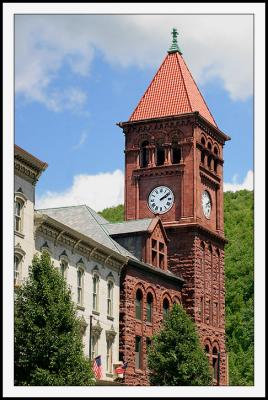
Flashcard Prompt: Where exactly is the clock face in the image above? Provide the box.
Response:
[202,190,212,219]
[148,186,174,214]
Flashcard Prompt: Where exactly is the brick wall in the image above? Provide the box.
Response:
[119,264,182,386]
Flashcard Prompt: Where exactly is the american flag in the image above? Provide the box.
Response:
[93,355,103,380]
[114,361,128,374]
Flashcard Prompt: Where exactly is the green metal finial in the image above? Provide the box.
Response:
[168,28,182,54]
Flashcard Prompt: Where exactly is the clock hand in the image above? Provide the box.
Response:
[160,192,170,201]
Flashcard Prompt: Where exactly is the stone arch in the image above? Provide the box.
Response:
[207,140,212,151]
[172,295,181,305]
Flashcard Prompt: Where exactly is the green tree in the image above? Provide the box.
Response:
[14,252,95,386]
[99,204,124,222]
[224,190,254,385]
[147,304,212,386]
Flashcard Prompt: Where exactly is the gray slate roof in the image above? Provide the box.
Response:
[103,218,153,236]
[37,205,138,259]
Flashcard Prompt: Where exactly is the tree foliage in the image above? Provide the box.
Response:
[147,304,212,386]
[14,252,95,386]
[224,190,254,385]
[99,204,124,223]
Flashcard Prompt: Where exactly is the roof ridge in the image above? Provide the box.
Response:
[104,217,153,226]
[86,205,125,255]
[179,53,217,127]
[174,52,192,114]
[129,54,168,121]
[37,204,87,211]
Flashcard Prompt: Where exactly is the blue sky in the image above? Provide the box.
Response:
[15,14,254,211]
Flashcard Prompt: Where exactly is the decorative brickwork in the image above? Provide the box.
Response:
[119,263,183,386]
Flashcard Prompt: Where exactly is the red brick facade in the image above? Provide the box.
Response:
[119,262,183,386]
[118,44,230,386]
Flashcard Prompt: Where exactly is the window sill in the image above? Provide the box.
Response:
[145,321,153,326]
[135,368,144,374]
[106,372,114,378]
[92,310,100,316]
[107,315,114,321]
[14,230,25,239]
[77,305,85,311]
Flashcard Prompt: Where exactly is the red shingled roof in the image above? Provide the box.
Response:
[129,52,217,127]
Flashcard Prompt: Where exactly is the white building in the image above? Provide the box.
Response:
[14,144,133,383]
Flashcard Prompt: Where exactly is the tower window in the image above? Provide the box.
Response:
[163,298,170,318]
[212,347,220,385]
[156,146,165,166]
[201,137,206,146]
[146,293,153,323]
[135,289,143,320]
[207,155,212,169]
[214,159,218,173]
[172,146,181,164]
[135,336,142,369]
[140,140,149,168]
[207,142,212,151]
[201,150,205,165]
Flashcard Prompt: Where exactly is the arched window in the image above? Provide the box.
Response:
[200,296,204,322]
[207,155,212,169]
[212,347,220,385]
[93,273,100,312]
[146,293,153,323]
[140,141,149,168]
[77,268,84,306]
[14,191,27,234]
[60,259,68,280]
[107,280,114,317]
[207,142,212,151]
[214,159,218,173]
[201,150,206,165]
[172,145,181,164]
[156,145,165,166]
[213,146,218,156]
[135,289,143,320]
[163,298,170,318]
[14,254,21,286]
[201,137,206,146]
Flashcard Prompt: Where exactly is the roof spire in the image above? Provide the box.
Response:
[168,28,182,55]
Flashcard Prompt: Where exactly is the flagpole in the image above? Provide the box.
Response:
[89,314,93,360]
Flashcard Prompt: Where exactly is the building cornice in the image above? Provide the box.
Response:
[117,112,231,144]
[127,257,185,286]
[15,145,48,184]
[34,212,127,272]
[164,222,227,244]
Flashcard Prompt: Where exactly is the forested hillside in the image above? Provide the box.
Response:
[224,190,254,385]
[99,190,254,385]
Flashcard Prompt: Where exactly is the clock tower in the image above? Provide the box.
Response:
[118,29,230,385]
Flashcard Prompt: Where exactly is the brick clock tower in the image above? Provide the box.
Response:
[118,29,231,385]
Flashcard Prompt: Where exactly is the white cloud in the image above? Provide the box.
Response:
[72,131,88,150]
[36,170,124,212]
[15,14,253,111]
[224,170,253,192]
